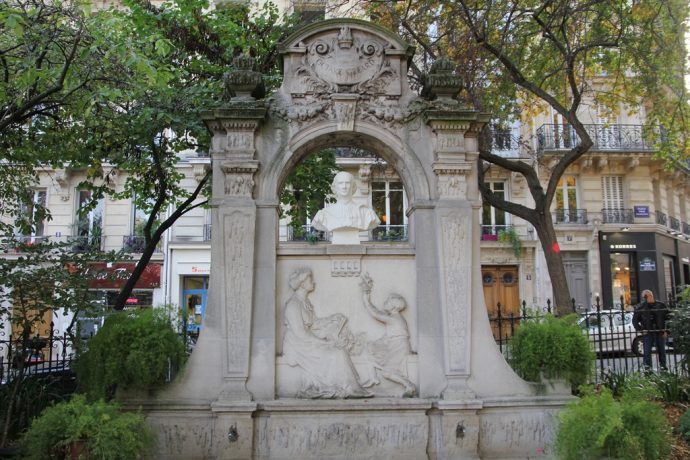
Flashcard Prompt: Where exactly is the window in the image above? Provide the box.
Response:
[372,181,407,240]
[602,176,624,210]
[482,182,507,238]
[555,176,580,223]
[18,189,47,238]
[610,252,638,308]
[75,190,104,251]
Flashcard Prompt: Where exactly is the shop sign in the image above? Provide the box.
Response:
[611,244,636,249]
[639,257,656,272]
[634,206,650,218]
[86,263,161,289]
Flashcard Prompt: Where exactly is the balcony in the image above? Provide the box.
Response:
[656,211,668,226]
[371,225,408,242]
[670,216,681,232]
[122,235,162,253]
[553,209,588,225]
[601,208,634,224]
[536,124,656,154]
[490,125,521,157]
[286,225,328,242]
[68,235,104,253]
[480,224,513,241]
[204,224,212,241]
[684,222,690,236]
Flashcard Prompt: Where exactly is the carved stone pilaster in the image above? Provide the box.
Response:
[438,211,473,399]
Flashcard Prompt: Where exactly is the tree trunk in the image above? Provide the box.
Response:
[533,213,572,316]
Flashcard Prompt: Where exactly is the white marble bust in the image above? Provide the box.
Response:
[312,172,380,244]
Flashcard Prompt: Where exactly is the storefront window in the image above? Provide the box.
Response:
[610,253,638,308]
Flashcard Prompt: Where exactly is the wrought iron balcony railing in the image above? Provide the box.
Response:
[204,224,212,241]
[480,224,514,241]
[122,235,162,253]
[656,211,668,226]
[553,209,588,225]
[683,222,690,236]
[490,125,521,157]
[670,217,681,232]
[371,225,408,242]
[286,225,328,242]
[601,208,634,224]
[536,124,656,153]
[68,235,104,253]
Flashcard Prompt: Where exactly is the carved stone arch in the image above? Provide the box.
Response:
[257,122,432,204]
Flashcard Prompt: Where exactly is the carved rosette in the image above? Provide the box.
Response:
[440,214,470,373]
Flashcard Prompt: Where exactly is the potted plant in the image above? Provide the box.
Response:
[75,308,186,400]
[21,395,154,460]
[507,314,594,391]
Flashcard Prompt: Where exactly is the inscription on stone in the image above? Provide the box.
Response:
[331,258,361,277]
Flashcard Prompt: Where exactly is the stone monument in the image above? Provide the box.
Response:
[146,19,572,459]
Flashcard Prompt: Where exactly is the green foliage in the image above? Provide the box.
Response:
[75,309,185,400]
[280,149,340,232]
[679,408,690,443]
[497,227,521,259]
[507,314,594,388]
[667,300,690,373]
[0,372,75,445]
[645,372,690,403]
[21,395,154,460]
[555,387,671,460]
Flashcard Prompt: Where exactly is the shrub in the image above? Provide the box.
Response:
[75,308,185,400]
[668,292,690,373]
[679,408,690,443]
[555,387,671,460]
[507,314,594,388]
[21,394,154,460]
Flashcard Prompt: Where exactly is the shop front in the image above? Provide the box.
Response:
[599,231,687,308]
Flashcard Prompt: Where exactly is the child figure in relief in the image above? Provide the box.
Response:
[359,273,417,397]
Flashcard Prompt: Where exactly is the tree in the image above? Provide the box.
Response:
[365,0,690,313]
[1,0,295,311]
[280,149,340,238]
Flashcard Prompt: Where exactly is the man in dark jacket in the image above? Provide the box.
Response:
[633,289,669,370]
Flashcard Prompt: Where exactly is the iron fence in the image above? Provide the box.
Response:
[0,322,75,385]
[489,298,685,383]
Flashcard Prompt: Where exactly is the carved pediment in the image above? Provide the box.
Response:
[279,20,413,98]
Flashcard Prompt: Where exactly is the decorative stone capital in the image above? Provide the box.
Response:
[358,164,372,195]
[434,164,472,200]
[221,160,259,198]
[53,168,72,201]
[224,54,265,101]
[201,109,267,158]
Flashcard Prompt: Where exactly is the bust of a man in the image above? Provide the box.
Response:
[312,171,380,244]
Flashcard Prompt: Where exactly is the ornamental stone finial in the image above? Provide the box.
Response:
[422,57,463,102]
[223,54,265,101]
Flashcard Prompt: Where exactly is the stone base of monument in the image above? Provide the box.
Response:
[142,395,568,459]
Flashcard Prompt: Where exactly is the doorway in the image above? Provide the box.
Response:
[482,265,520,341]
[562,252,590,311]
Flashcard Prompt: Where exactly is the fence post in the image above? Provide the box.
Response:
[595,297,605,377]
[496,302,503,352]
